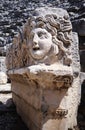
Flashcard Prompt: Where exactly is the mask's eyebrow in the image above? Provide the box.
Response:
[37,32,47,38]
[38,30,47,34]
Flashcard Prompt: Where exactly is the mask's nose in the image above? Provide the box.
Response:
[33,34,38,44]
[33,34,39,50]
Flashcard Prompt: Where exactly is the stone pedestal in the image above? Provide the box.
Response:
[8,63,80,130]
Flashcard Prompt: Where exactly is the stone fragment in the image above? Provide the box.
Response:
[6,7,81,130]
[0,72,7,84]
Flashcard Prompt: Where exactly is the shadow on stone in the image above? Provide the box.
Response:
[0,98,29,130]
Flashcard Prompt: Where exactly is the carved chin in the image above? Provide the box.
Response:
[30,50,47,60]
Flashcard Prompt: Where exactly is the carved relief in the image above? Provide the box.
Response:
[42,106,68,120]
[6,8,73,70]
[6,7,80,130]
[56,107,68,119]
[27,12,72,66]
[53,75,73,89]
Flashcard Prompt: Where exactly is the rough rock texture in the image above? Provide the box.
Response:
[6,7,81,130]
[0,84,11,104]
[0,57,7,84]
[0,57,7,72]
[0,72,7,84]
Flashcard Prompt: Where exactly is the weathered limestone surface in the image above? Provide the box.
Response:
[0,57,7,84]
[6,7,81,130]
[0,71,7,84]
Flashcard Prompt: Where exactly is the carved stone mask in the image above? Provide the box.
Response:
[28,28,59,60]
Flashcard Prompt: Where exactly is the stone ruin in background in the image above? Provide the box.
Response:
[0,57,7,84]
[6,7,81,130]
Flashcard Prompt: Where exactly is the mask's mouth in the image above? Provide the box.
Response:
[33,45,40,51]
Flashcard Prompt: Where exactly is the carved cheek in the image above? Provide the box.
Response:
[39,40,51,51]
[28,41,33,49]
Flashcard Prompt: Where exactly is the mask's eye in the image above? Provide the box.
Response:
[38,32,48,39]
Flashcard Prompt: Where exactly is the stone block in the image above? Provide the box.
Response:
[6,7,81,130]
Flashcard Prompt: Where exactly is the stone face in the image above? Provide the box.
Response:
[6,7,81,130]
[6,7,72,69]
